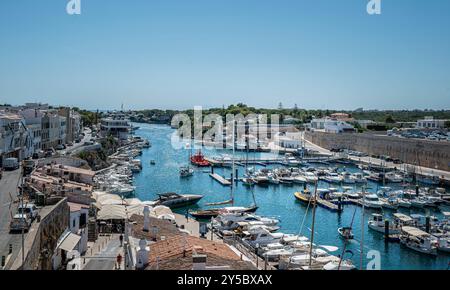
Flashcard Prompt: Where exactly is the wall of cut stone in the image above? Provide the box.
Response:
[304,131,450,172]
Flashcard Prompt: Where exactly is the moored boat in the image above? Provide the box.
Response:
[338,227,354,240]
[153,192,203,208]
[190,150,210,167]
[399,226,438,256]
[368,213,400,235]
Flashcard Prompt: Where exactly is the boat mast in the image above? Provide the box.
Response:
[231,119,235,205]
[360,185,366,270]
[308,180,319,268]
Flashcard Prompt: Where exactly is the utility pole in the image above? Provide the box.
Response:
[20,167,25,268]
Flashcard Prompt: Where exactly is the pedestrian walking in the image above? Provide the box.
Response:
[116,253,122,270]
[119,234,123,247]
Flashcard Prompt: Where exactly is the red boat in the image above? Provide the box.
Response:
[190,150,210,167]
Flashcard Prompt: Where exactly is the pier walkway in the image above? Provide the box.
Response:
[316,198,342,212]
[209,173,232,186]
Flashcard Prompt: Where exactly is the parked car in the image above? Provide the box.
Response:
[55,144,66,150]
[17,203,38,221]
[23,159,36,175]
[9,214,32,233]
[84,141,94,146]
[3,157,19,171]
[45,148,55,157]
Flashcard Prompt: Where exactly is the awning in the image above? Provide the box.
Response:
[59,233,81,252]
[401,226,430,237]
[97,204,127,220]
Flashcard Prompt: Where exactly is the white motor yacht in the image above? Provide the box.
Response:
[362,194,383,209]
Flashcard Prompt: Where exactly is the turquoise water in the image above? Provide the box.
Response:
[133,123,450,270]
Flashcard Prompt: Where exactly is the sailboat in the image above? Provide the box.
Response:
[180,143,194,177]
[190,121,258,219]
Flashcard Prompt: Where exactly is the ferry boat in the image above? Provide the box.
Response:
[190,150,210,167]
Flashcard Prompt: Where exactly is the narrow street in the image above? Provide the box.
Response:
[0,168,23,268]
[82,235,124,270]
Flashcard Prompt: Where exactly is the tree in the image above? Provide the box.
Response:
[385,115,396,123]
[445,120,450,128]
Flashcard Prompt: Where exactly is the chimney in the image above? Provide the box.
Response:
[136,239,149,270]
[192,246,207,270]
[143,206,150,232]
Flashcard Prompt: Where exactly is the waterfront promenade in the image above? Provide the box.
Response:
[300,132,450,182]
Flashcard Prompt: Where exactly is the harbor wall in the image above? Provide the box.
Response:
[304,131,450,172]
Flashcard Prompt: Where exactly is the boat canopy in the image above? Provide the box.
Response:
[401,226,430,237]
[393,213,413,223]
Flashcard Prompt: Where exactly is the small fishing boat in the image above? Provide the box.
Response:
[189,209,222,219]
[179,166,194,177]
[368,213,400,234]
[338,227,354,240]
[400,226,438,256]
[294,190,315,204]
[150,160,156,165]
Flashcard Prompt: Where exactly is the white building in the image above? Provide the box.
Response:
[100,118,130,140]
[20,109,43,153]
[416,116,448,129]
[0,111,33,166]
[324,120,355,133]
[309,117,355,133]
[41,111,67,150]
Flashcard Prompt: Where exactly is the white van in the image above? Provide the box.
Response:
[3,157,19,170]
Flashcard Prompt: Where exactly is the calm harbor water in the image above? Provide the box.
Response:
[133,123,449,270]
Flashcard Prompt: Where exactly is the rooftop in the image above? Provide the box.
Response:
[146,235,255,270]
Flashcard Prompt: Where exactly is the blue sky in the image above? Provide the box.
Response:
[0,0,449,110]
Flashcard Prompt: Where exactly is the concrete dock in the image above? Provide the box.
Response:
[316,198,342,212]
[209,173,232,186]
